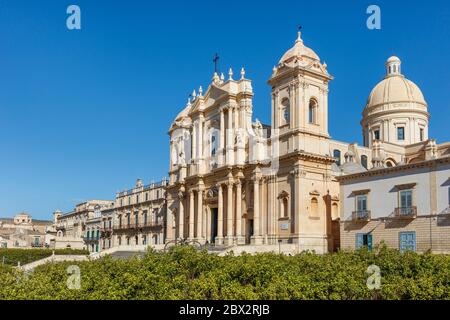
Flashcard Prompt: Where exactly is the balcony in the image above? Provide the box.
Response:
[83,236,100,241]
[352,210,371,222]
[113,221,163,231]
[395,206,417,219]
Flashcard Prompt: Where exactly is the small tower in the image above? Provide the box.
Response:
[53,210,62,224]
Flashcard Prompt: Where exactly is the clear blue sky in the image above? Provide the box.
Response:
[0,0,449,220]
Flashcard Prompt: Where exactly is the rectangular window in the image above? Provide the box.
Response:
[355,233,373,251]
[374,130,380,140]
[420,128,424,142]
[135,212,139,226]
[397,127,405,141]
[399,232,416,253]
[400,190,413,208]
[356,195,367,211]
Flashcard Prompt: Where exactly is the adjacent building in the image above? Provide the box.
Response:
[0,213,53,248]
[337,56,450,253]
[54,200,113,249]
[113,179,167,247]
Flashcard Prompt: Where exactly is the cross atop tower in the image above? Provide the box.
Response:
[297,25,303,42]
[213,53,220,73]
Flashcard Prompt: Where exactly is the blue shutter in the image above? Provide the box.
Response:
[356,234,364,249]
[367,234,373,251]
[400,232,416,253]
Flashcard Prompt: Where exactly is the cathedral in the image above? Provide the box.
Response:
[165,32,450,254]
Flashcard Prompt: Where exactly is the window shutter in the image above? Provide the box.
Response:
[367,234,373,251]
[356,234,364,249]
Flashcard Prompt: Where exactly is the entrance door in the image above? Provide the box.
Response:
[246,219,254,244]
[210,208,218,243]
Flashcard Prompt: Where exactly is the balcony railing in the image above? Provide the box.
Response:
[395,206,417,219]
[83,235,100,241]
[113,221,163,231]
[352,210,371,222]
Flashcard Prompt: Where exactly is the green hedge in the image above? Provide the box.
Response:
[1,245,450,300]
[0,248,89,266]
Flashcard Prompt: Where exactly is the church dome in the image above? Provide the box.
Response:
[361,56,430,147]
[365,57,427,109]
[278,31,320,64]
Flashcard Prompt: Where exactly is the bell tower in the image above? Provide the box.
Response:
[268,31,333,157]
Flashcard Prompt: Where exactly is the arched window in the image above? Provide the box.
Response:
[333,149,342,166]
[332,203,339,220]
[361,155,368,169]
[281,98,290,126]
[142,235,147,245]
[309,99,318,124]
[311,198,319,216]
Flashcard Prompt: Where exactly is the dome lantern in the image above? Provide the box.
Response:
[386,56,401,77]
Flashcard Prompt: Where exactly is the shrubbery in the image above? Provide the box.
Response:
[0,245,449,300]
[0,248,89,266]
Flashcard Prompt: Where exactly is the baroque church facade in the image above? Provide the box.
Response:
[166,32,344,253]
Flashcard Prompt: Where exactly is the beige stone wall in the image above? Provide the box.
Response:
[340,215,450,253]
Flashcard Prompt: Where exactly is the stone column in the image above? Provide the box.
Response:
[178,192,184,239]
[226,107,234,165]
[251,176,263,244]
[216,184,224,244]
[198,116,204,161]
[192,124,197,161]
[225,181,234,245]
[196,190,203,241]
[189,190,195,240]
[166,206,175,241]
[234,106,239,130]
[235,180,244,244]
[219,108,225,165]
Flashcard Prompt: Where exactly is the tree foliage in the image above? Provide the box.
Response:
[1,245,449,300]
[0,248,89,266]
